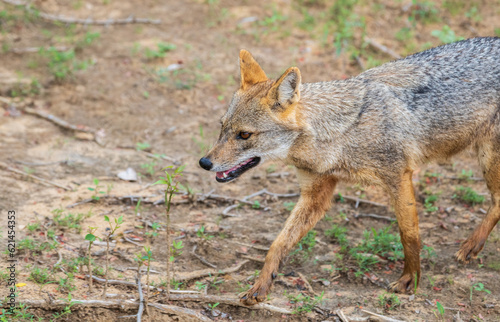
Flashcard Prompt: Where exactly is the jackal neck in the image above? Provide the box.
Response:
[298,80,363,141]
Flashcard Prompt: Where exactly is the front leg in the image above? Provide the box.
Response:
[240,172,337,305]
[388,169,422,293]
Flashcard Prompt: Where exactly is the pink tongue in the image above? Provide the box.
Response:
[216,159,252,179]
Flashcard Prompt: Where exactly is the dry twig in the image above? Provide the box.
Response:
[192,245,217,268]
[176,260,249,282]
[2,0,161,25]
[354,213,395,222]
[336,309,350,322]
[365,38,402,60]
[88,275,200,293]
[14,299,210,321]
[229,240,270,251]
[361,309,404,322]
[0,161,71,190]
[167,293,292,314]
[136,275,144,322]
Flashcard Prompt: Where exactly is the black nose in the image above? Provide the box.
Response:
[199,157,213,170]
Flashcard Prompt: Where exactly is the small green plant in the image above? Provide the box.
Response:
[424,194,439,213]
[422,245,437,261]
[470,282,491,303]
[145,222,161,238]
[252,200,261,209]
[26,222,40,232]
[153,164,185,297]
[196,225,214,240]
[290,230,317,260]
[144,42,176,59]
[453,186,485,205]
[378,292,401,310]
[29,266,52,284]
[283,201,296,211]
[195,281,208,292]
[208,273,225,292]
[431,25,464,44]
[85,227,99,292]
[207,302,220,311]
[458,169,474,181]
[286,291,324,314]
[325,224,349,250]
[170,240,184,263]
[435,300,445,320]
[141,158,159,176]
[349,225,403,275]
[170,278,183,290]
[465,6,481,22]
[57,272,76,293]
[88,178,105,201]
[103,215,123,296]
[136,142,151,151]
[52,208,91,233]
[38,34,98,81]
[408,0,439,25]
[51,294,78,320]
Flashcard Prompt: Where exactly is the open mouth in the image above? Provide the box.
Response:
[216,157,261,183]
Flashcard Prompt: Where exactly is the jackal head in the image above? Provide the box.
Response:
[199,50,302,183]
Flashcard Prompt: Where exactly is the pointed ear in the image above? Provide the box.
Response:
[239,49,267,89]
[268,67,301,108]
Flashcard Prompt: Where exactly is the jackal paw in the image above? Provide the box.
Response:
[388,273,418,294]
[455,237,486,264]
[239,273,275,306]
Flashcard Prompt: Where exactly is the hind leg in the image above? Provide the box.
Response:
[456,140,500,263]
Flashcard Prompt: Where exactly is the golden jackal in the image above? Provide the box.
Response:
[199,37,500,305]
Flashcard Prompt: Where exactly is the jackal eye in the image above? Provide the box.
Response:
[238,132,252,140]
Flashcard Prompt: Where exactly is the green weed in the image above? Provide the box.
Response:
[431,25,464,44]
[144,42,176,59]
[286,291,325,314]
[290,230,317,260]
[325,224,348,250]
[88,178,106,201]
[453,186,485,206]
[378,291,401,310]
[196,225,214,240]
[424,194,439,213]
[52,208,91,232]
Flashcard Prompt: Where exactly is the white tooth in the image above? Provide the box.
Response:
[223,172,227,178]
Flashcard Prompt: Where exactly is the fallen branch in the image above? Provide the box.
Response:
[444,176,484,181]
[336,309,349,322]
[8,299,210,321]
[166,293,292,314]
[337,194,388,208]
[10,46,70,54]
[176,260,249,282]
[221,189,296,216]
[0,161,71,190]
[88,275,200,294]
[192,245,217,269]
[240,254,265,263]
[136,276,144,322]
[361,309,404,322]
[124,236,143,247]
[23,106,97,134]
[230,240,270,251]
[2,0,161,25]
[365,38,402,60]
[354,213,395,222]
